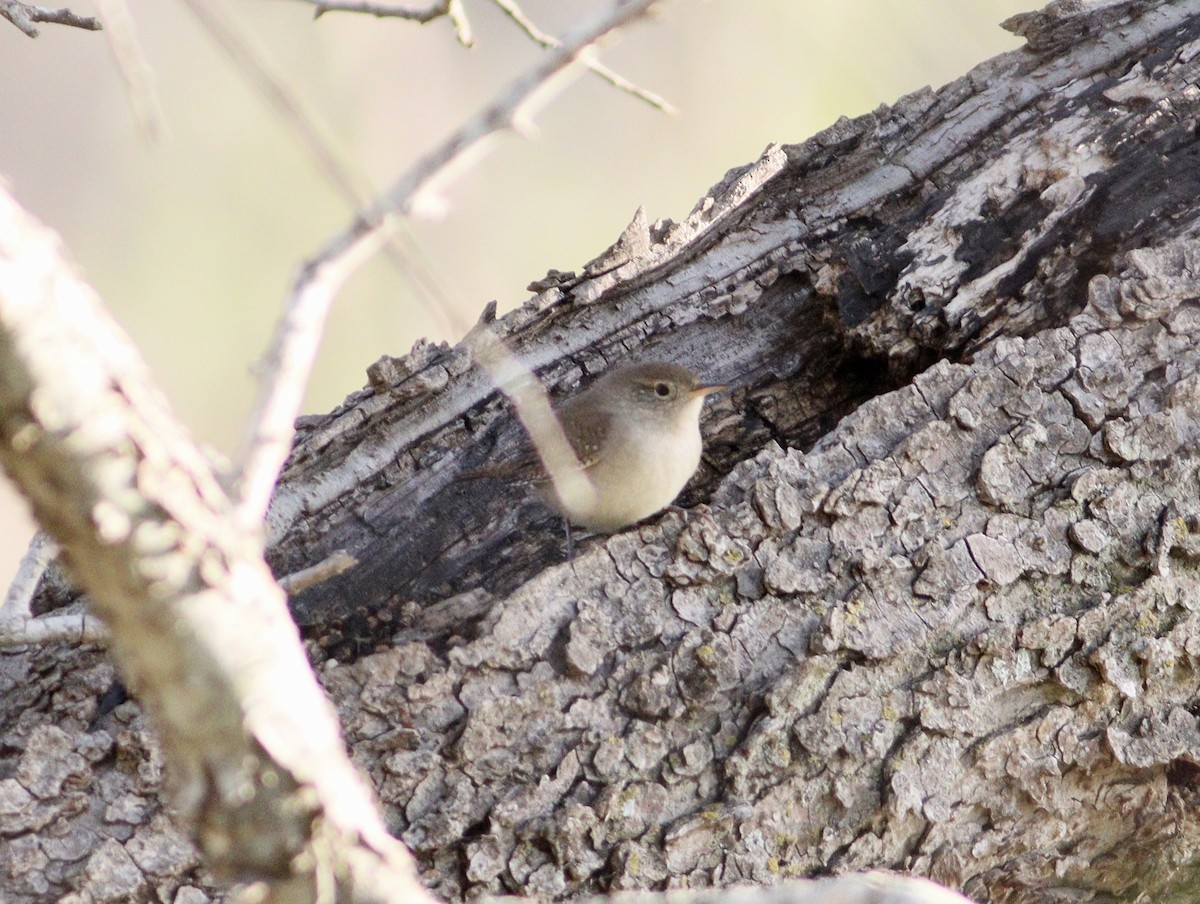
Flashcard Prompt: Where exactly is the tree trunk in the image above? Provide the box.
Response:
[7,1,1200,902]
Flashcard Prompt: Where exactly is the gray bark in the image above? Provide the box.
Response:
[7,0,1200,902]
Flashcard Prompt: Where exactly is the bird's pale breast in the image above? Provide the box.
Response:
[550,395,704,532]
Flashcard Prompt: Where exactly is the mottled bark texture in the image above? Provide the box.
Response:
[8,0,1200,902]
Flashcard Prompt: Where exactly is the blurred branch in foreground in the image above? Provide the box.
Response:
[0,183,436,902]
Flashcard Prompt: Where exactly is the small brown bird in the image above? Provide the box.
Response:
[471,361,726,542]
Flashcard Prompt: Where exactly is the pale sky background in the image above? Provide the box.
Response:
[0,0,1032,586]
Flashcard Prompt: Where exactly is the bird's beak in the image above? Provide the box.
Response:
[690,383,729,399]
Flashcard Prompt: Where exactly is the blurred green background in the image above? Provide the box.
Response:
[0,0,1030,586]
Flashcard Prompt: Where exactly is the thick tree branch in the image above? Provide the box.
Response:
[0,188,434,903]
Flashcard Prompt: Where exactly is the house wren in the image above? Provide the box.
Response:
[513,361,727,533]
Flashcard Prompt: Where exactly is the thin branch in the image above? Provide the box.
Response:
[277,549,358,595]
[0,536,105,649]
[231,0,666,527]
[296,0,474,45]
[234,229,388,530]
[299,0,444,19]
[0,0,100,36]
[0,611,107,649]
[1,531,55,619]
[94,0,165,141]
[491,0,677,115]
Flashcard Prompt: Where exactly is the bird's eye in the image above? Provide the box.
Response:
[654,382,672,397]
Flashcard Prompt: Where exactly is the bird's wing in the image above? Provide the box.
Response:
[563,406,611,471]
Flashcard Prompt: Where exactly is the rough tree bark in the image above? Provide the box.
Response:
[7,0,1200,902]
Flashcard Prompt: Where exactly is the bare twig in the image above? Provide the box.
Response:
[0,473,366,636]
[491,0,676,115]
[234,229,388,530]
[1,531,56,619]
[94,0,165,141]
[277,549,358,595]
[231,0,665,527]
[0,0,100,36]
[298,0,444,19]
[296,0,474,45]
[0,532,106,650]
[0,611,107,649]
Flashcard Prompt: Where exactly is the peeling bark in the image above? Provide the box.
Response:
[8,1,1200,902]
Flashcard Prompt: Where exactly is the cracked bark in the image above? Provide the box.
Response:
[8,0,1200,902]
